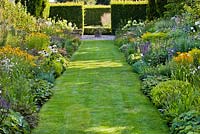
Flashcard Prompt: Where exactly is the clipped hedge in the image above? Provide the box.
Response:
[49,3,84,29]
[84,5,111,26]
[111,3,147,33]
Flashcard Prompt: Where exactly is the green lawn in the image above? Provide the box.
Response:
[32,40,169,134]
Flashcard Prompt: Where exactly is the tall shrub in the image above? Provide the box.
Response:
[15,0,49,18]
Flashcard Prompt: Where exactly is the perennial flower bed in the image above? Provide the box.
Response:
[0,0,81,133]
[114,1,200,133]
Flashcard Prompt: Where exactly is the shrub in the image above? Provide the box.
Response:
[15,0,49,18]
[171,110,200,134]
[25,32,50,51]
[151,80,198,121]
[0,0,37,32]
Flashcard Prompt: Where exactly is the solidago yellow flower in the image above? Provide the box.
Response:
[0,45,36,66]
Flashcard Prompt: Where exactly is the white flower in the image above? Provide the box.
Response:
[53,45,57,48]
[195,21,200,26]
[191,27,194,30]
[45,21,52,27]
[198,66,200,70]
[68,22,72,27]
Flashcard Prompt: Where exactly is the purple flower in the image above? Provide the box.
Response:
[0,97,10,110]
[139,41,151,55]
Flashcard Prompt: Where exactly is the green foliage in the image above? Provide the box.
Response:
[141,75,170,97]
[15,0,49,18]
[132,60,147,73]
[49,3,83,29]
[0,110,30,134]
[52,60,63,78]
[164,0,186,17]
[127,53,141,65]
[84,6,110,26]
[111,4,147,33]
[143,49,168,66]
[151,80,198,120]
[0,0,37,32]
[31,79,54,106]
[25,32,50,51]
[171,110,200,134]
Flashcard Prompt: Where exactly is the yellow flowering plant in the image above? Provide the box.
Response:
[25,32,50,51]
[0,45,36,66]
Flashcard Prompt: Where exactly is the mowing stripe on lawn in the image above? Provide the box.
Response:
[33,40,169,134]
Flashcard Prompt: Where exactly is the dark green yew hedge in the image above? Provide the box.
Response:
[49,3,84,29]
[111,4,147,34]
[84,5,111,26]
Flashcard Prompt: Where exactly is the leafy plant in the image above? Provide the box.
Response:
[31,79,54,107]
[0,110,30,134]
[132,60,148,73]
[171,110,200,134]
[141,75,170,97]
[151,80,199,121]
[25,32,50,51]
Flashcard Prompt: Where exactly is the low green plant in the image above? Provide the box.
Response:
[151,80,198,121]
[127,53,141,65]
[31,79,54,107]
[114,37,128,48]
[171,110,200,134]
[0,110,30,134]
[141,75,170,98]
[143,49,168,66]
[132,60,148,73]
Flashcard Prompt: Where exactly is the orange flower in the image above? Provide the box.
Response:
[173,52,193,64]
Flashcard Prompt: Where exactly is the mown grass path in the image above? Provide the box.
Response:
[33,40,169,134]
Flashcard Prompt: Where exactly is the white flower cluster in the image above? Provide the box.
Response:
[190,66,200,75]
[38,45,58,57]
[38,50,49,57]
[48,45,58,53]
[195,21,200,28]
[190,26,196,33]
[0,58,14,72]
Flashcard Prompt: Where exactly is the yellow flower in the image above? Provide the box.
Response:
[0,45,36,66]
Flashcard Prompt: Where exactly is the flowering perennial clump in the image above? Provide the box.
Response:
[173,52,193,64]
[0,45,35,64]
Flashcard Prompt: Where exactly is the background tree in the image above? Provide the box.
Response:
[15,0,49,18]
